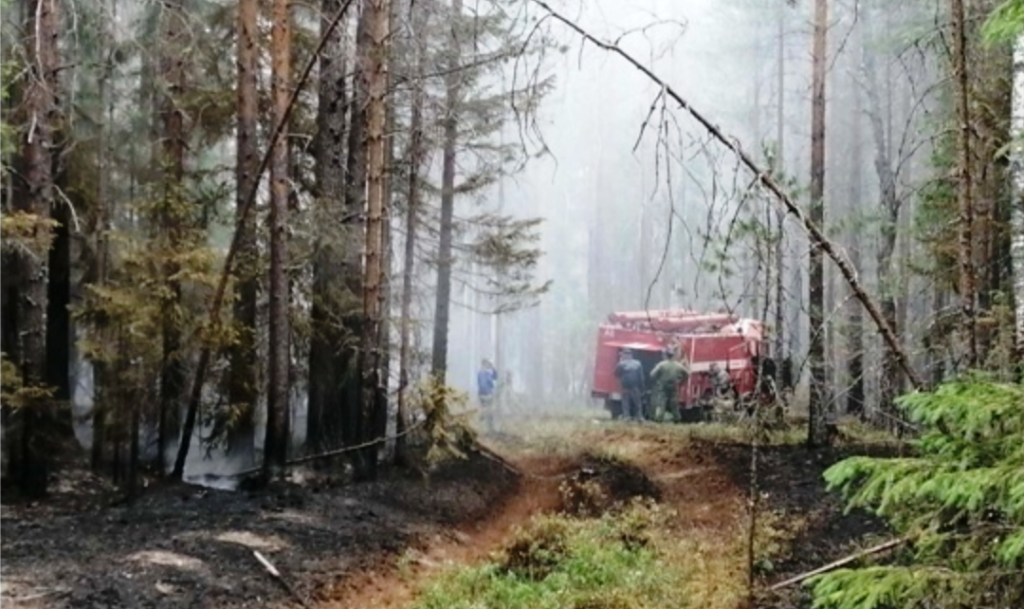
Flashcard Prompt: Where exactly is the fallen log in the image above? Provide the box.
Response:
[253,550,312,609]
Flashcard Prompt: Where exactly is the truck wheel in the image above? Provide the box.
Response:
[605,398,623,420]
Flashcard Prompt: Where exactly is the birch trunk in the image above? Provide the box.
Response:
[1011,33,1024,373]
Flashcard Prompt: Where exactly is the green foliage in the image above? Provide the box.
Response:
[0,352,55,411]
[74,191,226,439]
[413,500,685,609]
[912,116,957,289]
[407,376,479,466]
[809,379,1024,609]
[982,0,1024,45]
[0,211,60,256]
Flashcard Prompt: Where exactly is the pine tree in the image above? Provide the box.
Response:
[307,0,349,456]
[359,0,391,479]
[430,0,463,384]
[157,0,188,475]
[227,0,260,461]
[952,0,979,368]
[807,0,829,447]
[264,0,293,479]
[9,0,63,496]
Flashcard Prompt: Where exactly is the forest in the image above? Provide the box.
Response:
[1,0,1023,608]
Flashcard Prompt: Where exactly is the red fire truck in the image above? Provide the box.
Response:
[590,309,772,421]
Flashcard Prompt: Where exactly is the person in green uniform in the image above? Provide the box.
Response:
[650,348,689,422]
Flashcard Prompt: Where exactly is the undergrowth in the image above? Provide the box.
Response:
[411,499,687,609]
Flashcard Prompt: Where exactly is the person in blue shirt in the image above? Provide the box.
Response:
[477,359,499,432]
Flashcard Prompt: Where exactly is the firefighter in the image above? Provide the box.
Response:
[477,358,499,432]
[613,348,645,421]
[650,348,689,422]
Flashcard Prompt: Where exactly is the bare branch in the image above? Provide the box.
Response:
[529,0,925,390]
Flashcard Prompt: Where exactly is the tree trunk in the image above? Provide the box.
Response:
[846,51,865,416]
[359,0,390,479]
[928,286,948,385]
[430,0,464,383]
[227,0,260,461]
[14,0,61,497]
[396,2,428,465]
[46,184,71,432]
[807,0,828,447]
[773,1,786,362]
[951,0,977,368]
[342,0,370,475]
[90,26,114,472]
[158,0,187,474]
[861,19,900,427]
[1011,32,1024,376]
[264,0,292,479]
[307,0,348,455]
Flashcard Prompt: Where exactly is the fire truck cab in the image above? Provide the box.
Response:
[590,309,771,421]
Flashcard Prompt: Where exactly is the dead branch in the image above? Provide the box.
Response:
[529,0,925,391]
[768,537,907,591]
[253,551,312,609]
[170,0,358,480]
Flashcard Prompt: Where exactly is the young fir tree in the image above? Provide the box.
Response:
[810,379,1024,609]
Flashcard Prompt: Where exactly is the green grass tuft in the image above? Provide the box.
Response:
[411,501,687,609]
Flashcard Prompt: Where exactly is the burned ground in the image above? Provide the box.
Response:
[2,423,898,609]
[705,440,897,609]
[1,454,516,609]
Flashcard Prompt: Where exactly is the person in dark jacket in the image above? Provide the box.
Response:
[613,349,645,421]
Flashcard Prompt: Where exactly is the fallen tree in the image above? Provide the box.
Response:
[528,0,925,391]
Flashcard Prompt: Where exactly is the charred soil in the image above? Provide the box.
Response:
[705,440,897,608]
[0,453,516,609]
[2,422,897,609]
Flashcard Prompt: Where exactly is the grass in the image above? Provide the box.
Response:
[439,410,881,609]
[407,498,781,609]
[411,501,690,609]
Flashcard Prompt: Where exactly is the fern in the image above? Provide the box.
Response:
[810,379,1024,609]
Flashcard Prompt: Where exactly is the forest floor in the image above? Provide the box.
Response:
[1,414,899,609]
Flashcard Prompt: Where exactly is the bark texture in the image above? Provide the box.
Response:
[807,0,829,447]
[359,0,391,478]
[952,0,978,368]
[265,0,292,477]
[307,0,348,455]
[1011,34,1024,373]
[227,0,260,460]
[14,0,62,496]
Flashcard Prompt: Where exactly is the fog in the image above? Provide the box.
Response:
[65,0,944,477]
[441,0,819,406]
